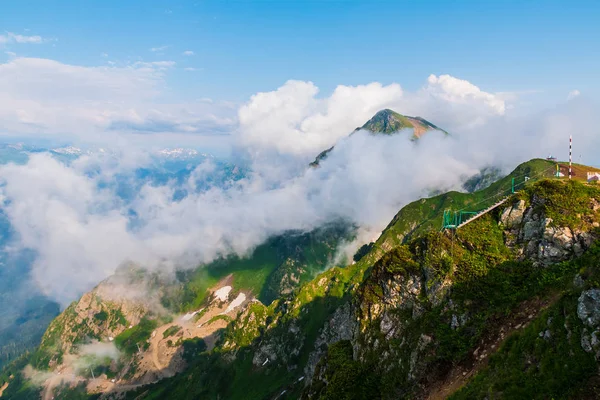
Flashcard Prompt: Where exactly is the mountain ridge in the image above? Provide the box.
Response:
[4,159,600,399]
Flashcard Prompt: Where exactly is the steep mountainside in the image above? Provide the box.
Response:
[130,170,600,400]
[0,223,354,399]
[97,164,598,400]
[4,159,600,400]
[310,109,447,167]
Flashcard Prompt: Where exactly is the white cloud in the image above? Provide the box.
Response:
[0,72,598,307]
[150,45,169,52]
[0,57,234,141]
[0,154,146,302]
[237,80,403,158]
[0,32,47,45]
[182,50,194,56]
[0,55,513,150]
[134,60,176,69]
[101,52,108,58]
[237,75,510,159]
[425,74,505,114]
[0,134,474,304]
[567,89,581,100]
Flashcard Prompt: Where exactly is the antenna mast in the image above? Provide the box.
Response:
[569,135,572,180]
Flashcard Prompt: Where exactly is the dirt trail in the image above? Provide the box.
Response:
[151,333,164,372]
[0,382,8,397]
[426,292,561,400]
[146,295,236,374]
[142,275,245,378]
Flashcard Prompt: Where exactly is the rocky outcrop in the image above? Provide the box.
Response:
[361,273,423,322]
[578,289,600,359]
[499,199,527,229]
[578,289,600,327]
[500,199,597,266]
[304,302,357,384]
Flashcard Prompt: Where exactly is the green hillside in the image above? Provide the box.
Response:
[109,169,600,400]
[168,222,354,311]
[5,158,600,400]
[374,158,557,252]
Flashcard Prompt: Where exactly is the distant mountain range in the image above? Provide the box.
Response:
[50,146,211,160]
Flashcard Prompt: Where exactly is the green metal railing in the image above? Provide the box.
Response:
[441,164,557,231]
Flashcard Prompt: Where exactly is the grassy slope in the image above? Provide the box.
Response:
[557,161,600,181]
[167,222,354,312]
[374,158,557,252]
[312,179,600,399]
[118,169,599,399]
[451,247,600,399]
[0,225,353,398]
[360,109,449,137]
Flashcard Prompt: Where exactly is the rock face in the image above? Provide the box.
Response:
[361,273,423,321]
[578,289,600,328]
[499,199,527,229]
[500,199,597,266]
[304,302,357,384]
[578,289,600,359]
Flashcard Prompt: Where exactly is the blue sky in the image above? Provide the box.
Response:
[3,0,599,103]
[0,0,599,154]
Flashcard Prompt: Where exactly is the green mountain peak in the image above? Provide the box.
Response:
[310,109,447,167]
[358,108,448,138]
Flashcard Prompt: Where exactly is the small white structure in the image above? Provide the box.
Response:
[588,172,600,182]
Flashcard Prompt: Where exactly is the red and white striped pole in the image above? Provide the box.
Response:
[569,135,572,180]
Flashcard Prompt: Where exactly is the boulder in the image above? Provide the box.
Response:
[578,289,600,328]
[500,200,527,229]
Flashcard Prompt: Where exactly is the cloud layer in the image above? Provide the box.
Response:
[0,54,508,150]
[236,74,508,160]
[0,69,598,307]
[0,57,236,143]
